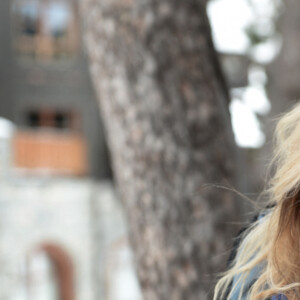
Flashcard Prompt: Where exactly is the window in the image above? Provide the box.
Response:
[26,109,77,131]
[13,0,79,60]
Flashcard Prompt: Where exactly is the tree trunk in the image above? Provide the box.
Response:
[80,1,243,299]
[256,0,300,186]
[266,0,300,112]
[266,0,299,115]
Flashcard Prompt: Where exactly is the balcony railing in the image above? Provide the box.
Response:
[13,130,88,176]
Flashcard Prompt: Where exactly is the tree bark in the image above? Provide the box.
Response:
[256,0,300,186]
[80,1,243,299]
[266,0,300,113]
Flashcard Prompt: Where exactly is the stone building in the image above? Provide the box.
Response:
[0,0,110,179]
[0,1,142,299]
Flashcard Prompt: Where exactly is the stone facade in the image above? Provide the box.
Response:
[0,178,95,300]
[0,176,142,300]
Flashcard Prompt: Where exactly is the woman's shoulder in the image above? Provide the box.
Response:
[227,207,272,268]
[224,207,274,300]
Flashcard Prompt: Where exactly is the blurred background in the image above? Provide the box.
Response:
[0,0,142,299]
[0,0,298,299]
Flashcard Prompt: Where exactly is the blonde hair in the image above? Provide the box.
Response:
[214,102,300,300]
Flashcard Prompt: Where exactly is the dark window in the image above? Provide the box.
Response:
[55,112,69,129]
[26,109,77,131]
[27,111,40,128]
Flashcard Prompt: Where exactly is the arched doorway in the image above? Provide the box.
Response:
[27,243,75,300]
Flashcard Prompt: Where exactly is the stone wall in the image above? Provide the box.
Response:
[0,178,142,300]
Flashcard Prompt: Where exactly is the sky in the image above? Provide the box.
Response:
[207,0,278,148]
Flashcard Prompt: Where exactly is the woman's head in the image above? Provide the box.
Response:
[214,102,300,300]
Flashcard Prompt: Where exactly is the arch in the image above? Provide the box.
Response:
[28,243,75,300]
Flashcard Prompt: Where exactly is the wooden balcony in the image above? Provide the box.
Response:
[13,130,88,176]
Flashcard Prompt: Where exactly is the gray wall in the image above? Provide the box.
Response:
[0,1,14,120]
